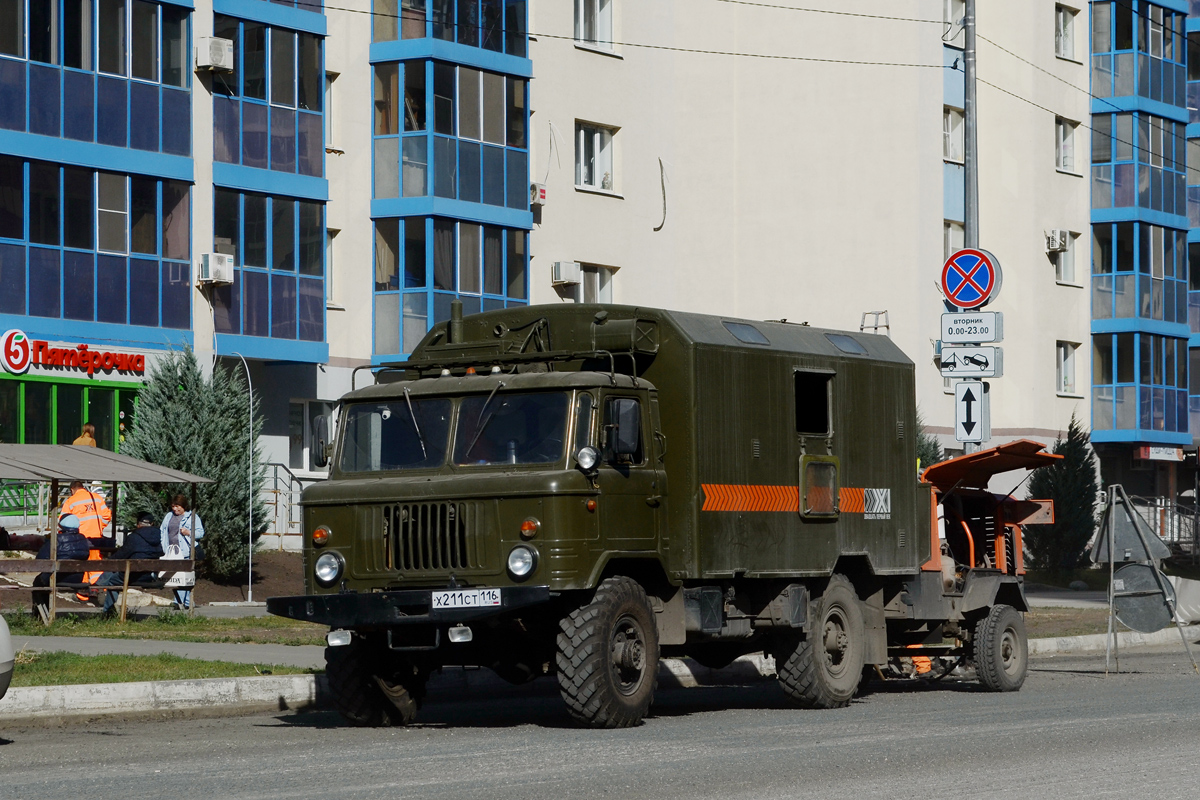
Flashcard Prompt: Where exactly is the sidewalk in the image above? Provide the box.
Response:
[4,620,1198,724]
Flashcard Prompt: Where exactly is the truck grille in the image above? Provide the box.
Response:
[384,502,480,572]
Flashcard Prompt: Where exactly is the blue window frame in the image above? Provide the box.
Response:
[1091,222,1188,323]
[0,0,191,154]
[1091,1,1185,106]
[1093,332,1188,433]
[372,215,526,356]
[0,153,191,328]
[211,186,325,342]
[372,60,527,209]
[372,0,526,58]
[212,14,324,178]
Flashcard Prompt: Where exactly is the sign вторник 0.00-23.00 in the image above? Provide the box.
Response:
[940,312,1003,344]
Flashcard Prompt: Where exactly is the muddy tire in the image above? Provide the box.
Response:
[773,575,865,709]
[325,641,423,726]
[556,576,659,728]
[973,604,1027,692]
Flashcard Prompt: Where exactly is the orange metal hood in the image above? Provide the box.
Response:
[922,439,1062,491]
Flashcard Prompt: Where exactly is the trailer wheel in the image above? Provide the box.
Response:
[973,604,1027,692]
[556,576,659,728]
[325,641,423,726]
[773,575,865,709]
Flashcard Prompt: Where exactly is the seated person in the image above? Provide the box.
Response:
[31,514,93,614]
[95,512,166,615]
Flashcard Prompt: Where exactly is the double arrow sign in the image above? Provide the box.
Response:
[954,381,990,442]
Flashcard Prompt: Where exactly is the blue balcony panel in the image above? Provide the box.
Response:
[0,314,194,350]
[212,0,326,34]
[1091,428,1192,446]
[1091,95,1189,122]
[0,129,193,181]
[215,333,328,363]
[1091,206,1189,228]
[369,40,532,79]
[371,197,533,229]
[213,162,329,202]
[1092,317,1192,337]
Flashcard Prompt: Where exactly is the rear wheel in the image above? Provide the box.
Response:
[773,575,865,709]
[325,639,425,726]
[556,577,659,728]
[973,604,1027,692]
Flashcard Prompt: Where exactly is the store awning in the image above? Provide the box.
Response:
[0,445,212,484]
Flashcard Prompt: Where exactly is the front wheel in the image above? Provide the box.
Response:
[973,604,1028,692]
[325,640,425,727]
[556,577,659,728]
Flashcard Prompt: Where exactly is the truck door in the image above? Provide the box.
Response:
[598,392,661,549]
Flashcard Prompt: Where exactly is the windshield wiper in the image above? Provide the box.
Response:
[402,387,427,459]
[462,381,506,459]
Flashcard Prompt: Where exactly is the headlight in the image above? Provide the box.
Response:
[506,545,538,580]
[314,551,344,587]
[576,446,599,470]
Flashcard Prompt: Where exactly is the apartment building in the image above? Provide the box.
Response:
[0,0,1101,500]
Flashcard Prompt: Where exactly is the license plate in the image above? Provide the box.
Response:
[431,588,502,609]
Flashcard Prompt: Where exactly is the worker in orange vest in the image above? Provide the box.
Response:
[61,480,113,602]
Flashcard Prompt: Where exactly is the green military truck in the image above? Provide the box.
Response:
[267,303,1058,728]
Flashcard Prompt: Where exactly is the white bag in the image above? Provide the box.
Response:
[159,544,195,588]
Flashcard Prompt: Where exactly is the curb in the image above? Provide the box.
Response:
[1027,623,1200,655]
[0,674,323,723]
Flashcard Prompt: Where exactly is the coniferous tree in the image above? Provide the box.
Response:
[1024,413,1100,573]
[916,408,944,472]
[121,349,269,583]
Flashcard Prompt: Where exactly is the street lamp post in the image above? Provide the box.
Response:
[229,353,255,603]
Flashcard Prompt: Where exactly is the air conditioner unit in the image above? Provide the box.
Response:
[195,37,234,72]
[530,182,547,207]
[551,261,581,286]
[1045,229,1071,252]
[198,253,235,285]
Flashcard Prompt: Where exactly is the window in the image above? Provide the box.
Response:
[212,15,324,177]
[1055,117,1076,172]
[210,189,325,342]
[575,0,612,48]
[373,0,526,56]
[1056,341,1077,394]
[943,0,964,46]
[372,217,528,356]
[374,61,527,207]
[943,220,964,262]
[579,264,613,303]
[1054,5,1075,60]
[943,107,964,163]
[794,371,832,436]
[576,122,615,190]
[1054,231,1077,284]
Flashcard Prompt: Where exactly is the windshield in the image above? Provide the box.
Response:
[339,398,451,472]
[454,392,570,466]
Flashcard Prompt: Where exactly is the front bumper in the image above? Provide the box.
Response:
[266,585,553,629]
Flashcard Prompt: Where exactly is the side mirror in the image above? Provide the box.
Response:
[312,414,331,468]
[611,398,640,456]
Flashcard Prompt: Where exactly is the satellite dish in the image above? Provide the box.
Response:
[1113,562,1177,633]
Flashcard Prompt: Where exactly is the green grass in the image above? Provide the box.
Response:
[9,650,317,688]
[2,609,326,646]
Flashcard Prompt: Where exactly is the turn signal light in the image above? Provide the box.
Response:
[312,526,331,546]
[466,366,477,375]
[520,518,541,539]
[586,499,597,513]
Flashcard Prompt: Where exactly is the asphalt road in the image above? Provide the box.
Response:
[3,648,1199,800]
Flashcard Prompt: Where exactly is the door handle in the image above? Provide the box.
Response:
[645,495,661,507]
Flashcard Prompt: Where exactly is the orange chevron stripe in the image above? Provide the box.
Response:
[700,484,871,513]
[840,487,865,514]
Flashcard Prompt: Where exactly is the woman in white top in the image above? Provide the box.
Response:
[160,494,205,609]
